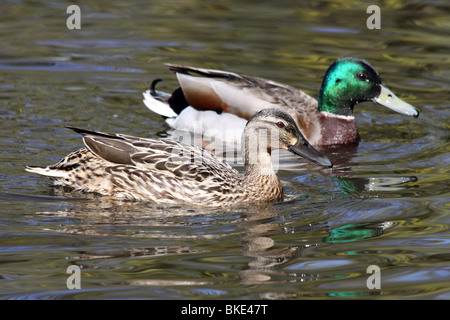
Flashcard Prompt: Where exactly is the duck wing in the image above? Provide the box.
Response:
[166,64,318,121]
[70,127,239,184]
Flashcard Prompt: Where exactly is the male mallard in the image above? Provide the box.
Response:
[26,109,332,207]
[143,57,419,146]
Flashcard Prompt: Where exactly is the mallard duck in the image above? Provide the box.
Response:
[26,109,332,207]
[143,57,419,146]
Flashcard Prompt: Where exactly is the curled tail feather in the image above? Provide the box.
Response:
[142,79,178,118]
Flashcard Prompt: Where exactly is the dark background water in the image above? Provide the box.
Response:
[0,0,449,299]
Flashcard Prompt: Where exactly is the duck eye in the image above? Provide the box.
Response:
[276,121,285,128]
[357,73,369,82]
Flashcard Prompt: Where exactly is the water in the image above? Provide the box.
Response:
[0,0,449,300]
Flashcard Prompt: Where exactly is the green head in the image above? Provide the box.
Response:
[318,57,419,118]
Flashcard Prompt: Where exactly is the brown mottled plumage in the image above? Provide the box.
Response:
[26,109,332,207]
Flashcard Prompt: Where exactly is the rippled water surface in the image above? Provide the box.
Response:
[0,0,449,300]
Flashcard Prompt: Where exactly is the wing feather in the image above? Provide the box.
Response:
[69,127,239,185]
[166,64,318,121]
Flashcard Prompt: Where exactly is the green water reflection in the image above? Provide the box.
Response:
[324,222,396,243]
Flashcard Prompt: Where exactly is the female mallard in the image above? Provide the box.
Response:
[143,57,419,146]
[26,109,332,207]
